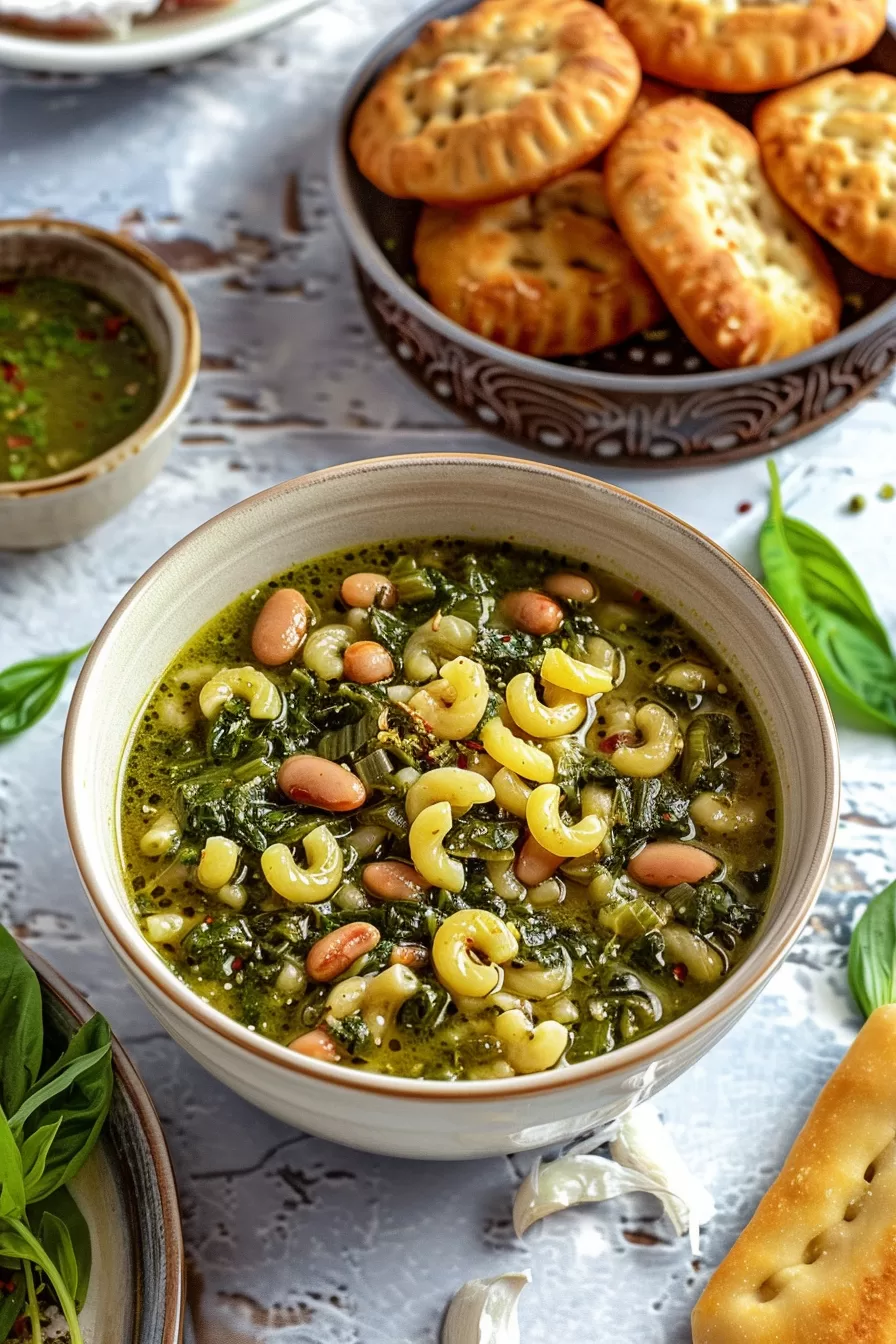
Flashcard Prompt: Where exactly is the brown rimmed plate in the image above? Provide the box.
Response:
[22,943,185,1344]
[331,5,896,467]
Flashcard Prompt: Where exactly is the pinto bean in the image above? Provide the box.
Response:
[363,860,430,902]
[278,755,366,811]
[501,590,565,636]
[288,1026,341,1062]
[390,944,430,971]
[251,588,309,666]
[341,572,397,610]
[306,921,381,982]
[543,572,595,603]
[515,834,563,886]
[343,641,394,684]
[627,841,719,888]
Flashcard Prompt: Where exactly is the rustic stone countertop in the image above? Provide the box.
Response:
[1,5,895,1339]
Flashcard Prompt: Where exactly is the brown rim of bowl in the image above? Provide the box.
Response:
[21,942,185,1344]
[62,453,840,1105]
[330,1,896,395]
[0,217,201,500]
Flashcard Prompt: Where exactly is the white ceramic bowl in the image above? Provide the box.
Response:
[0,218,200,551]
[63,455,839,1159]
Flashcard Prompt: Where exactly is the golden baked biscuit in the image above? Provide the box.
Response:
[756,70,896,278]
[693,1005,896,1344]
[604,98,841,368]
[605,0,886,94]
[413,170,664,356]
[350,0,641,205]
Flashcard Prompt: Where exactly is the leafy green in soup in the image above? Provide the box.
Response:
[120,541,777,1082]
[0,278,159,484]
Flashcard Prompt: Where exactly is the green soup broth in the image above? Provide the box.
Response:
[119,539,778,1082]
[0,276,159,484]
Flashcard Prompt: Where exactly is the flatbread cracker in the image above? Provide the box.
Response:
[756,70,896,278]
[350,0,641,205]
[604,97,841,368]
[605,0,886,94]
[693,1005,896,1344]
[414,169,664,356]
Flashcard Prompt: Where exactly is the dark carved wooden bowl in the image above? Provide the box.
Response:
[331,4,896,468]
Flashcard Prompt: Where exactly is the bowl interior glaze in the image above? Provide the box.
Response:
[338,4,896,384]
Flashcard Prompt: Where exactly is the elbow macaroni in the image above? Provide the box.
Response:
[302,624,355,680]
[432,909,519,997]
[197,835,240,890]
[506,672,587,738]
[481,717,554,783]
[491,766,532,818]
[408,656,489,740]
[199,666,280,720]
[140,810,180,858]
[540,647,613,697]
[409,800,465,892]
[611,703,681,778]
[361,964,420,1045]
[526,784,608,858]
[405,766,496,822]
[502,950,573,999]
[494,1009,568,1073]
[261,825,344,903]
[403,614,478,683]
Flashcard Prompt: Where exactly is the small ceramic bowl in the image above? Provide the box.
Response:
[331,5,896,467]
[23,942,185,1344]
[0,218,200,550]
[63,455,839,1159]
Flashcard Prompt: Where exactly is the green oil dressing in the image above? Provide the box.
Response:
[119,540,778,1081]
[0,277,159,483]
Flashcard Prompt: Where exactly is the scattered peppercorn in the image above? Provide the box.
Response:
[736,500,752,515]
[847,494,866,514]
[879,483,895,501]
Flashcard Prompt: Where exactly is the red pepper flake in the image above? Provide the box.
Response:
[463,740,484,752]
[599,730,637,754]
[104,314,128,338]
[736,500,753,515]
[672,963,688,984]
[6,434,31,449]
[456,753,468,770]
[501,634,512,643]
[76,327,97,342]
[204,916,214,925]
[631,588,644,603]
[2,360,19,383]
[661,811,673,822]
[231,957,244,972]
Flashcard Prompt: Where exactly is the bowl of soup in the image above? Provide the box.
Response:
[0,218,200,550]
[63,455,838,1158]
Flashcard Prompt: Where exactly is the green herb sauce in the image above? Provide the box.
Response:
[0,278,159,484]
[120,540,778,1081]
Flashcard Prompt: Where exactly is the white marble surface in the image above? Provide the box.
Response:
[1,6,896,1340]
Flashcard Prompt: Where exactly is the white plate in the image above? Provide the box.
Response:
[0,0,329,71]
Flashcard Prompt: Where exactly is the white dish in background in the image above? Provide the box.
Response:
[0,0,329,72]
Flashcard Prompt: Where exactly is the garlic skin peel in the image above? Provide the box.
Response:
[610,1103,716,1253]
[442,1270,531,1344]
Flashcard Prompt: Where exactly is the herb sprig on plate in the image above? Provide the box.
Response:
[0,926,113,1344]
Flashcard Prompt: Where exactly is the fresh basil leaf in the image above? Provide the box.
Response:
[759,463,896,730]
[848,879,896,1018]
[38,1211,79,1305]
[0,1107,25,1222]
[0,1271,24,1341]
[0,1219,83,1344]
[0,927,42,1117]
[13,1016,112,1196]
[28,1188,91,1313]
[19,1118,62,1203]
[0,645,90,743]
